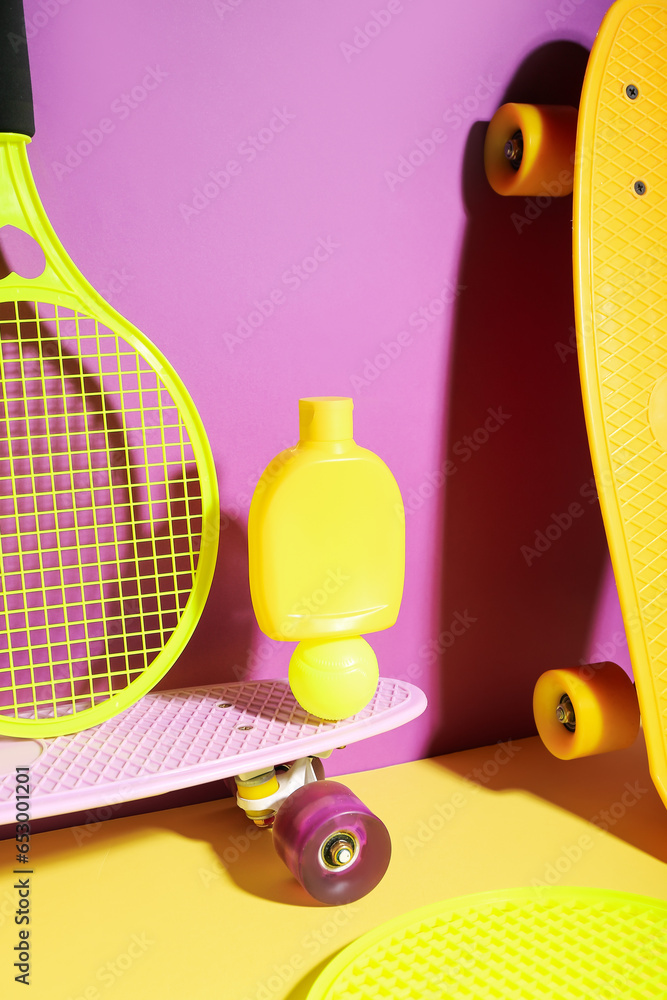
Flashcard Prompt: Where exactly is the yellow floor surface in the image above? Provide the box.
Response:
[2,733,666,999]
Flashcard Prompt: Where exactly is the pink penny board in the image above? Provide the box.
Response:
[0,678,426,822]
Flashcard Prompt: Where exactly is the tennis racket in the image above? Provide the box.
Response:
[0,2,219,736]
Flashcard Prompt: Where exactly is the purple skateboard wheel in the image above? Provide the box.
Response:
[273,779,391,904]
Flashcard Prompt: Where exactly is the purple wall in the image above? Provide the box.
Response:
[20,0,623,777]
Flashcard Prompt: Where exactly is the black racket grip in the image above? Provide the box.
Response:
[0,0,35,137]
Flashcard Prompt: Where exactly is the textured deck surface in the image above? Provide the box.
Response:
[307,888,667,999]
[575,0,667,807]
[0,677,426,820]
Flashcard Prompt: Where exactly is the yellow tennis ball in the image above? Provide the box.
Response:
[289,637,379,721]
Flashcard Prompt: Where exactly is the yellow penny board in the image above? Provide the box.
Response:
[306,889,667,999]
[575,0,667,809]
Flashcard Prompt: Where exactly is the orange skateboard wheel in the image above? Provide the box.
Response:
[484,103,578,196]
[533,662,640,760]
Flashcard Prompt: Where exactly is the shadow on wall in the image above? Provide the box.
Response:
[155,507,255,690]
[429,41,610,756]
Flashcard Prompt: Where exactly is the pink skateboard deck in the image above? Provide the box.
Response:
[0,677,426,823]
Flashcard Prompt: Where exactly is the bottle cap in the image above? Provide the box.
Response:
[299,397,354,442]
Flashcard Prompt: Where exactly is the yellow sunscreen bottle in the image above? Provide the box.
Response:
[248,397,405,720]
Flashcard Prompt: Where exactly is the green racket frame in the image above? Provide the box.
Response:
[0,133,219,736]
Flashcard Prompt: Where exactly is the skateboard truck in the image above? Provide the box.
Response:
[234,759,365,874]
[0,678,427,903]
[234,757,322,827]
